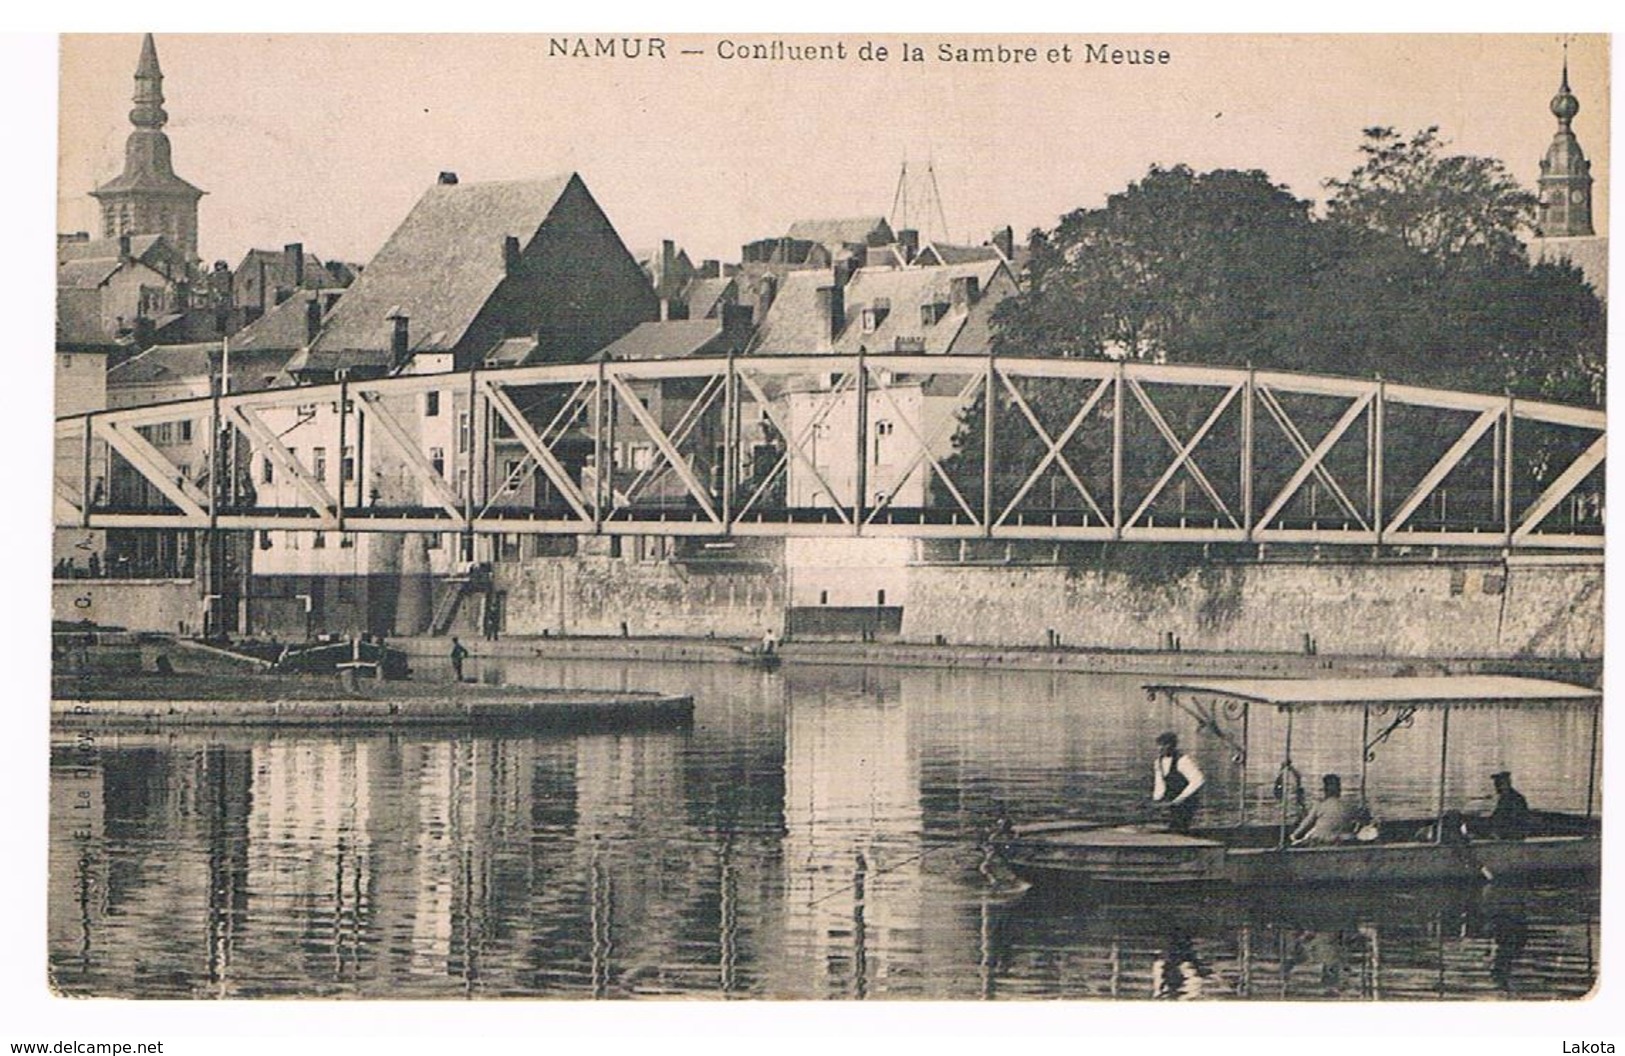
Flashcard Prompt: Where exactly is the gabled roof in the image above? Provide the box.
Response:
[752,259,1011,356]
[234,247,331,289]
[309,174,575,357]
[916,241,1003,266]
[228,288,337,353]
[786,216,893,248]
[57,259,124,290]
[58,233,171,266]
[595,319,735,361]
[682,276,735,319]
[108,342,292,392]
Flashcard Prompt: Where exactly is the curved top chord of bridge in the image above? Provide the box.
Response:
[54,355,1605,550]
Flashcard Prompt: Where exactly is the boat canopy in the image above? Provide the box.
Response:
[1143,675,1600,709]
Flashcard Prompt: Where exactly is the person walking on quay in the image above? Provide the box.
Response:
[1151,731,1205,835]
[450,636,469,683]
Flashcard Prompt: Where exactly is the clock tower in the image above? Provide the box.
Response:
[1536,53,1595,238]
[89,34,205,265]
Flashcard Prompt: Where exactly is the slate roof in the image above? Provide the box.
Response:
[682,276,735,319]
[108,343,292,393]
[57,288,112,345]
[235,247,332,291]
[752,259,1010,356]
[595,320,732,361]
[483,336,541,366]
[58,259,124,290]
[58,233,168,265]
[309,174,575,357]
[917,241,1003,266]
[786,217,893,248]
[228,288,337,353]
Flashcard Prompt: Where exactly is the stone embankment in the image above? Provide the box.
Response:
[51,671,693,730]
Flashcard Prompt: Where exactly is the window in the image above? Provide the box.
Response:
[456,468,468,499]
[877,589,886,606]
[313,531,326,549]
[61,355,72,370]
[429,447,446,477]
[259,530,272,550]
[426,531,442,550]
[457,411,471,453]
[425,391,440,417]
[178,420,193,443]
[873,419,893,464]
[313,447,328,482]
[262,458,274,485]
[861,308,879,333]
[340,532,355,549]
[341,445,356,483]
[819,590,829,605]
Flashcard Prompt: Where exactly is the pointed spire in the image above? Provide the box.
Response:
[129,32,167,131]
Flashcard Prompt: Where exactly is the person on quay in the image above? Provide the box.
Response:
[1482,770,1532,840]
[1151,731,1205,834]
[450,636,469,683]
[1290,773,1364,845]
[761,627,778,656]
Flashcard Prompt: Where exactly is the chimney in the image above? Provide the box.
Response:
[389,312,410,362]
[118,234,132,262]
[700,259,720,278]
[284,242,305,287]
[437,171,459,185]
[503,235,522,274]
[815,285,845,346]
[991,226,1015,262]
[950,275,980,309]
[898,228,920,264]
[305,295,323,343]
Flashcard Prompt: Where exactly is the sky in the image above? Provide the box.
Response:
[57,33,1609,270]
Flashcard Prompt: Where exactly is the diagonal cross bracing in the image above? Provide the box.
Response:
[864,369,984,526]
[606,373,719,523]
[1127,380,1239,527]
[1254,389,1374,531]
[354,391,467,524]
[996,373,1111,527]
[1384,406,1502,536]
[480,379,592,522]
[95,418,210,522]
[1255,386,1368,525]
[1513,433,1606,539]
[622,375,724,502]
[226,404,337,522]
[735,368,854,524]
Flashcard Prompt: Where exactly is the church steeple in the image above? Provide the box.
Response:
[1537,46,1595,238]
[90,33,205,263]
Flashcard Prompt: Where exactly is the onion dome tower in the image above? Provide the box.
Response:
[89,34,205,263]
[1537,50,1595,238]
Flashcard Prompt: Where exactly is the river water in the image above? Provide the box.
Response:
[48,657,1599,1000]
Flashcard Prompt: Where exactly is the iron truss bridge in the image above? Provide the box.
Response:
[55,355,1604,550]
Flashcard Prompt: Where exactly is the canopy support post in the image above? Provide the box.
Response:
[1586,703,1599,820]
[1434,705,1451,845]
[1278,706,1294,850]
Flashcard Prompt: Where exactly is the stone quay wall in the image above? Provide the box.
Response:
[493,557,785,639]
[900,558,1602,660]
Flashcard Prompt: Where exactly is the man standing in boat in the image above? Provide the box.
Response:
[1151,731,1205,834]
[1482,770,1532,840]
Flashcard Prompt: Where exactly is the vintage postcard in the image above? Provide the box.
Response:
[30,26,1613,1044]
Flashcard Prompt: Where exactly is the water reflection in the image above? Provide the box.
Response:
[49,659,1599,999]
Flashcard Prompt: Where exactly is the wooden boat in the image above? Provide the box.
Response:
[992,675,1601,889]
[274,637,412,680]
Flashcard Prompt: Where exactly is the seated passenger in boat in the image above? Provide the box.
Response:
[1479,770,1532,840]
[1290,774,1363,845]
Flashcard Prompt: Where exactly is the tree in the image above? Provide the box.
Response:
[1323,126,1538,262]
[990,165,1319,365]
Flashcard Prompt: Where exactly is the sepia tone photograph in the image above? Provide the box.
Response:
[43,30,1607,1013]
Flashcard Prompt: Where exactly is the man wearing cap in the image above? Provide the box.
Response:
[1151,731,1205,834]
[1484,771,1532,840]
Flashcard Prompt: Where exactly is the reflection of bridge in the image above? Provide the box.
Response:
[56,355,1604,550]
